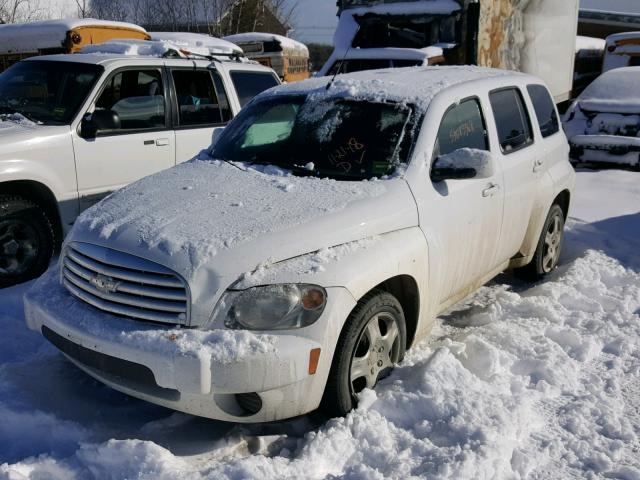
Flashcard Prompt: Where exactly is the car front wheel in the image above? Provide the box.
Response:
[0,195,54,288]
[321,290,406,417]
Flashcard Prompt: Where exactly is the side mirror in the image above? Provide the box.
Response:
[80,110,120,138]
[431,148,494,182]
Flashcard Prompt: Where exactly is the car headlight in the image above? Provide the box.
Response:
[220,284,327,330]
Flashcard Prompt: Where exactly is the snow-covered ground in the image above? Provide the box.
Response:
[1,169,639,480]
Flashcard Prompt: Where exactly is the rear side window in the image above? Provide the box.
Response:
[527,84,559,138]
[434,98,489,157]
[172,70,227,126]
[489,88,533,153]
[230,71,279,107]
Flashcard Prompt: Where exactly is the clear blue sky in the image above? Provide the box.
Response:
[287,0,338,45]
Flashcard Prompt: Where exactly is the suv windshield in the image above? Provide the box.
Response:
[212,95,416,180]
[0,61,103,125]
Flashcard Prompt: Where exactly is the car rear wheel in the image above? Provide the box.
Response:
[0,195,54,288]
[514,204,565,281]
[321,290,406,417]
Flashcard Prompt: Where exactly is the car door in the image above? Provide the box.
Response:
[416,97,505,308]
[170,67,233,163]
[488,87,539,265]
[72,67,175,211]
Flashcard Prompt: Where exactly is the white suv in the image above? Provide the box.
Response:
[25,66,575,422]
[0,51,279,286]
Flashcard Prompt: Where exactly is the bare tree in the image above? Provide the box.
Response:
[0,0,42,23]
[75,0,88,18]
[89,0,128,22]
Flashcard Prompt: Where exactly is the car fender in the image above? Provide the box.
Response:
[235,227,432,344]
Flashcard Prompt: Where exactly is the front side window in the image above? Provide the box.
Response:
[434,98,489,158]
[93,69,166,132]
[0,60,102,124]
[212,95,416,181]
[172,70,227,127]
[489,88,533,153]
[230,71,279,108]
[527,84,559,138]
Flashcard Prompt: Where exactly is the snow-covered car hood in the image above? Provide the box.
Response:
[0,114,40,140]
[71,159,418,322]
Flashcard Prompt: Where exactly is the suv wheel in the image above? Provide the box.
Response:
[321,291,406,417]
[0,195,54,288]
[515,204,565,281]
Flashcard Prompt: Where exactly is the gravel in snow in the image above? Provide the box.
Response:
[1,169,639,479]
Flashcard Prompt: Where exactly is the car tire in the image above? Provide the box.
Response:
[0,195,54,288]
[321,290,406,417]
[514,204,565,282]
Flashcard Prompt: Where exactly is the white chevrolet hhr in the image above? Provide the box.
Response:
[25,66,575,422]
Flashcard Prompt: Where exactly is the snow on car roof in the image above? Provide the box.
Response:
[0,18,147,55]
[578,67,640,113]
[80,39,175,58]
[266,66,517,113]
[149,32,242,55]
[224,32,309,55]
[337,46,444,61]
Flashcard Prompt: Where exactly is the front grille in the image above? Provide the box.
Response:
[62,242,189,325]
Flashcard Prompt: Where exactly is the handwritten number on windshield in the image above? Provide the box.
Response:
[328,137,366,173]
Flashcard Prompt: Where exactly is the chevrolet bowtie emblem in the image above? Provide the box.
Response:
[90,274,120,294]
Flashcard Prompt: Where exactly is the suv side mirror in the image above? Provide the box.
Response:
[80,110,121,138]
[431,148,494,182]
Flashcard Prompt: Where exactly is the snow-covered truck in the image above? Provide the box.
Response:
[323,0,580,103]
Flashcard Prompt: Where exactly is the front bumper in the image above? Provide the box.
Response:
[24,269,355,422]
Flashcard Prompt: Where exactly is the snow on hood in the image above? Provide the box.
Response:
[577,67,640,113]
[72,158,416,289]
[0,113,37,126]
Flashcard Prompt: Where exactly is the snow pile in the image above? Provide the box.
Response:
[1,169,639,479]
[75,158,387,273]
[150,32,242,55]
[0,18,147,55]
[224,33,308,55]
[80,39,177,57]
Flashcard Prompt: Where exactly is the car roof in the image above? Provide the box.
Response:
[263,66,537,112]
[23,53,275,73]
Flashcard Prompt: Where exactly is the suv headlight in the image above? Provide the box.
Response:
[220,284,327,330]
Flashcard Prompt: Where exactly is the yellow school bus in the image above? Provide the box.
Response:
[224,32,310,83]
[0,19,150,72]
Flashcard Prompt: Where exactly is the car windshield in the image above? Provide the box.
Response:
[212,95,416,180]
[0,60,103,125]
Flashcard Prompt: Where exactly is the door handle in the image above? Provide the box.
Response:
[533,158,544,172]
[155,138,170,146]
[482,183,500,198]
